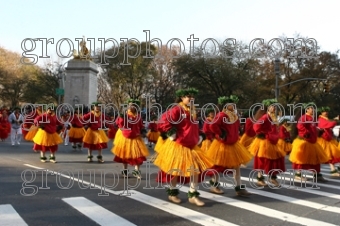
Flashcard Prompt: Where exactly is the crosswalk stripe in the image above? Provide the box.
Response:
[22,164,238,226]
[62,197,136,226]
[0,204,28,226]
[123,190,239,226]
[279,173,340,188]
[212,181,340,214]
[179,187,338,226]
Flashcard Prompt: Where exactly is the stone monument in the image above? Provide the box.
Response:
[64,36,98,107]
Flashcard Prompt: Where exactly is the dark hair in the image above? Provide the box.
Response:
[253,106,267,121]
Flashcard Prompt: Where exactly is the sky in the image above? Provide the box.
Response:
[0,0,339,67]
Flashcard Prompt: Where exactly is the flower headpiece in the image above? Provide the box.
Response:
[218,95,239,105]
[262,98,277,107]
[175,88,199,97]
[317,106,330,113]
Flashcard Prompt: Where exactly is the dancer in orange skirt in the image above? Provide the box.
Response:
[82,102,109,163]
[0,107,11,141]
[206,95,253,195]
[239,110,256,149]
[112,99,149,179]
[200,108,215,152]
[24,105,43,142]
[69,109,86,151]
[146,115,160,147]
[33,104,63,163]
[154,88,213,206]
[277,119,292,155]
[317,106,340,177]
[289,103,329,181]
[248,99,286,187]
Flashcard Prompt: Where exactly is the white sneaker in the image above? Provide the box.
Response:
[11,143,15,146]
[17,142,20,145]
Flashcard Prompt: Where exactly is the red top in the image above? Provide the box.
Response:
[210,111,240,145]
[148,122,158,132]
[317,116,337,141]
[244,118,256,137]
[253,113,279,145]
[34,113,61,134]
[297,114,318,143]
[203,117,215,141]
[70,115,84,128]
[279,125,291,140]
[116,111,144,139]
[82,111,108,130]
[158,104,199,149]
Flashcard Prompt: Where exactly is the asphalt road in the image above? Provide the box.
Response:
[1,138,340,226]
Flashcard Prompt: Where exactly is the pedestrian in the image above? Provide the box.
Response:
[69,109,86,151]
[289,103,329,181]
[200,108,216,152]
[316,106,340,176]
[248,99,286,187]
[111,99,149,179]
[146,115,160,147]
[206,95,253,196]
[239,110,256,149]
[154,88,213,206]
[0,107,11,141]
[32,104,63,163]
[8,106,24,145]
[82,102,109,163]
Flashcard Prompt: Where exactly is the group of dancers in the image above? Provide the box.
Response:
[2,88,340,207]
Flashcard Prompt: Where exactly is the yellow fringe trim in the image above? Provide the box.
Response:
[154,139,214,177]
[111,129,149,158]
[277,139,292,153]
[206,139,253,168]
[317,138,340,160]
[83,128,109,144]
[32,129,63,146]
[25,126,39,141]
[201,139,212,152]
[69,127,86,139]
[248,137,286,159]
[289,138,330,164]
[239,133,255,149]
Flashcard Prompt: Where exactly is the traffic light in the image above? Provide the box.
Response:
[323,82,330,93]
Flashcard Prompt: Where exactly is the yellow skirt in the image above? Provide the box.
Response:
[69,127,86,139]
[239,133,255,149]
[289,138,330,165]
[317,138,340,160]
[200,139,212,152]
[32,129,63,146]
[111,129,149,159]
[83,129,109,144]
[206,139,253,168]
[25,125,39,141]
[153,139,214,177]
[147,131,160,143]
[277,139,292,153]
[249,137,286,159]
[154,136,165,153]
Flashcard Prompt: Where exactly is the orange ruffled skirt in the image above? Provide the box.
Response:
[147,131,160,143]
[200,139,212,152]
[83,128,109,150]
[112,129,150,165]
[32,129,63,152]
[317,138,340,164]
[69,127,86,143]
[206,139,253,168]
[289,138,330,165]
[25,125,39,141]
[154,139,214,178]
[277,139,292,154]
[239,133,255,149]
